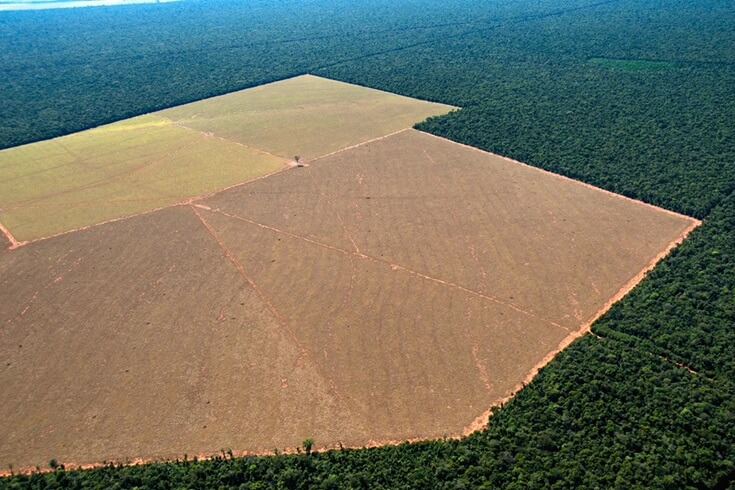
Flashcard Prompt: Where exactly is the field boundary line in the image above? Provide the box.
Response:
[10,166,292,249]
[417,129,702,223]
[184,166,291,205]
[202,206,351,257]
[0,219,27,249]
[365,253,572,332]
[203,206,571,333]
[306,166,362,254]
[459,216,701,438]
[306,127,411,164]
[13,201,184,249]
[190,205,348,405]
[161,116,292,162]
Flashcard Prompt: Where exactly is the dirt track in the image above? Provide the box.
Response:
[0,220,22,249]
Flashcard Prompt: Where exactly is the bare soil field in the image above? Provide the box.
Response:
[0,81,697,471]
[206,129,698,330]
[0,206,363,469]
[195,205,568,444]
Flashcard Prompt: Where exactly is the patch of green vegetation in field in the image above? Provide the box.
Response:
[589,57,675,71]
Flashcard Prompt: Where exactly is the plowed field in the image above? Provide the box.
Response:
[213,128,693,330]
[0,85,697,471]
[0,207,362,468]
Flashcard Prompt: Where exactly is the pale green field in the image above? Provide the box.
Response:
[0,114,284,242]
[159,74,455,161]
[0,75,452,243]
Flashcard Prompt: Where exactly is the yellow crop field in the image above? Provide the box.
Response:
[0,114,285,242]
[0,75,452,244]
[158,74,455,161]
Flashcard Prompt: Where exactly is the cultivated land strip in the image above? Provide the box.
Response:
[2,166,293,250]
[190,205,348,406]
[199,205,572,334]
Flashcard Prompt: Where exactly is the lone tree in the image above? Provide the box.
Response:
[294,155,304,167]
[302,438,314,455]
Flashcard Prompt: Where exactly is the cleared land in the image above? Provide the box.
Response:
[195,205,568,443]
[203,129,698,329]
[0,75,452,243]
[0,121,695,469]
[159,74,455,161]
[0,76,698,470]
[0,207,363,468]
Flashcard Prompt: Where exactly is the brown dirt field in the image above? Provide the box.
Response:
[199,164,357,253]
[194,206,569,444]
[0,125,698,471]
[205,129,696,331]
[0,206,363,470]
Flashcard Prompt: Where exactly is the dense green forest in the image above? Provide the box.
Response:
[594,192,735,383]
[1,0,734,487]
